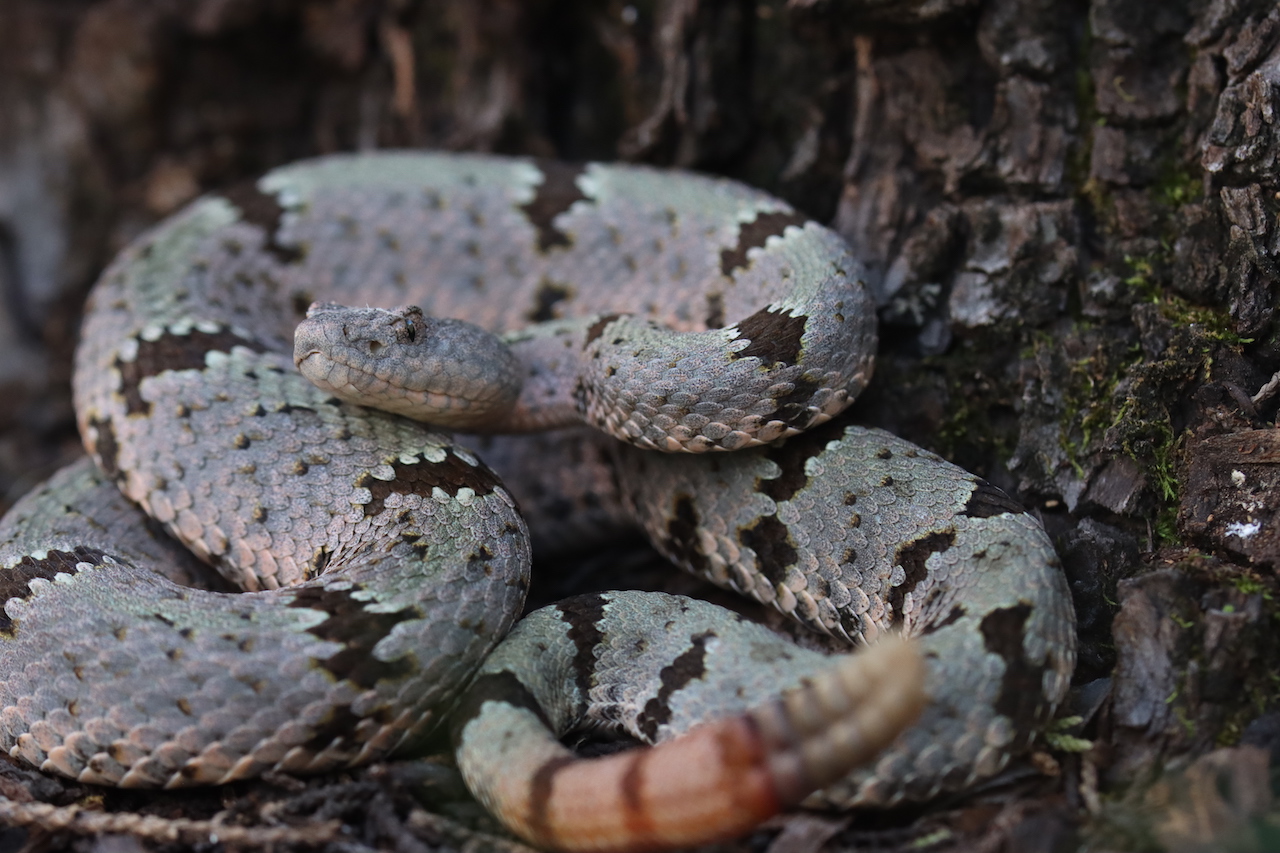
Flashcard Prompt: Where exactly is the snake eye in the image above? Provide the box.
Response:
[404,317,416,342]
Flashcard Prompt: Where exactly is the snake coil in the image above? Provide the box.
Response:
[0,153,1074,852]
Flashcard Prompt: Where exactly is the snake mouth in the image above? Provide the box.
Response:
[295,347,497,413]
[294,349,323,370]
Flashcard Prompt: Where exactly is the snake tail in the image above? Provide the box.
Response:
[450,591,926,853]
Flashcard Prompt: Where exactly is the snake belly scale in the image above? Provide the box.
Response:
[0,152,1075,851]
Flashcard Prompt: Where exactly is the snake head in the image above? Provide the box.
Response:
[294,302,523,428]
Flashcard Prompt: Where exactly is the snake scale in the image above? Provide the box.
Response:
[0,153,1075,852]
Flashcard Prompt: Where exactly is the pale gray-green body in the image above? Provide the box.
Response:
[0,153,1073,816]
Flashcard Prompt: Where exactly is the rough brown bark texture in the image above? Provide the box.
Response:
[2,0,1279,851]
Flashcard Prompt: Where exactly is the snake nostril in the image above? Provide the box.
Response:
[369,340,383,355]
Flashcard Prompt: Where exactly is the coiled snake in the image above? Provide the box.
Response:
[0,153,1075,852]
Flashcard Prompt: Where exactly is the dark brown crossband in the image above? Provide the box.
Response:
[556,593,609,697]
[719,210,809,276]
[888,530,957,626]
[0,548,110,635]
[289,584,419,687]
[521,161,590,252]
[738,516,798,585]
[117,327,269,415]
[729,307,807,368]
[980,603,1048,746]
[221,182,304,264]
[638,632,713,740]
[358,450,503,517]
[663,495,711,574]
[759,419,846,502]
[962,479,1028,518]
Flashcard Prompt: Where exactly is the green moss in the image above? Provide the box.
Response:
[1036,320,1146,499]
[909,829,954,849]
[1038,317,1188,549]
[1125,252,1252,345]
[920,339,1019,471]
[1173,704,1196,737]
[1056,334,1142,477]
[1233,575,1274,601]
[1217,718,1243,747]
[1149,422,1180,502]
[935,392,1014,466]
[1153,160,1203,209]
[1160,294,1254,346]
[1069,27,1107,215]
[1082,559,1280,851]
[1045,716,1093,753]
[1124,253,1157,291]
[1080,176,1116,227]
[1214,661,1280,752]
[1107,395,1182,544]
[1071,254,1257,545]
[1213,572,1280,747]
